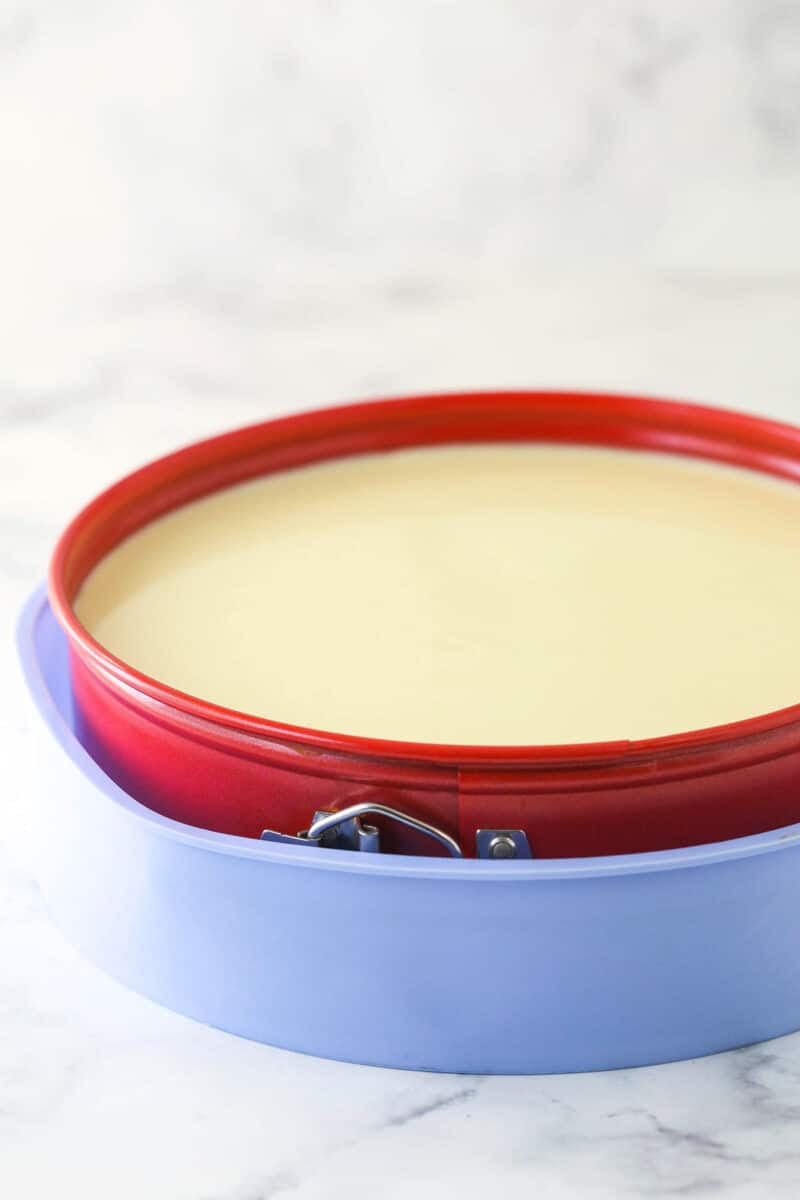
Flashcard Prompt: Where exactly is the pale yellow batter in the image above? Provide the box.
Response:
[76,444,800,744]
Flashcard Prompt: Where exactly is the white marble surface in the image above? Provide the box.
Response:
[2,269,800,1198]
[2,0,800,338]
[5,1,800,1194]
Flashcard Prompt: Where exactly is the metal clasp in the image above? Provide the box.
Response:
[261,805,533,859]
[261,802,464,857]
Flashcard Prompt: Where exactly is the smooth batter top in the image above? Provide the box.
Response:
[75,444,800,745]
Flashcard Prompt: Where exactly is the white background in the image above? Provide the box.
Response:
[2,0,800,387]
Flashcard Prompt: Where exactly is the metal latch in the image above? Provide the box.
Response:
[261,803,533,859]
[261,802,463,856]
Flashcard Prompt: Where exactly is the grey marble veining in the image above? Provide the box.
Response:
[2,0,800,346]
[3,2,800,1194]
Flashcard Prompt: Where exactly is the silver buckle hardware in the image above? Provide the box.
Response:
[261,802,463,857]
[261,804,534,860]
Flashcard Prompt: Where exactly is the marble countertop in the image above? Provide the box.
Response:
[4,269,800,1198]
